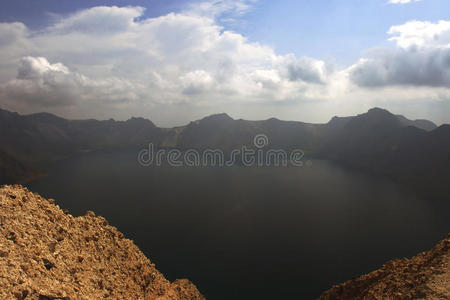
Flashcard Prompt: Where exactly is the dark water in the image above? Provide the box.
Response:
[28,149,449,299]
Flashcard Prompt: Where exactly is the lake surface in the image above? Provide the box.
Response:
[28,149,449,299]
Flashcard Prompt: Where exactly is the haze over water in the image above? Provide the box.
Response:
[28,149,449,299]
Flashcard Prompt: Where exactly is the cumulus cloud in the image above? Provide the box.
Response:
[180,70,215,95]
[349,20,450,88]
[0,3,449,124]
[0,22,28,46]
[0,4,335,118]
[1,56,141,111]
[0,22,31,81]
[17,56,69,79]
[283,55,333,84]
[388,20,450,49]
[350,48,450,87]
[49,6,145,34]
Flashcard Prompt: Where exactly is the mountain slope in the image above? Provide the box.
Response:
[1,107,449,198]
[396,113,437,131]
[320,108,450,198]
[0,185,204,300]
[320,235,449,299]
[0,107,439,161]
[175,113,324,152]
[0,150,44,185]
[0,108,167,164]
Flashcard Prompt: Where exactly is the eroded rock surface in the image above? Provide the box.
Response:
[0,185,205,300]
[320,234,449,300]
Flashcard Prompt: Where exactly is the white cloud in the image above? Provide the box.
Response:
[0,3,449,125]
[186,0,256,19]
[349,47,450,87]
[0,22,28,45]
[49,6,145,34]
[0,4,335,120]
[0,22,31,81]
[349,20,450,88]
[18,56,69,79]
[180,70,215,95]
[0,56,141,113]
[388,0,422,4]
[388,20,450,49]
[283,55,333,84]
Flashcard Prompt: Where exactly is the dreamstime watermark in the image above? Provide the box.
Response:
[138,134,309,167]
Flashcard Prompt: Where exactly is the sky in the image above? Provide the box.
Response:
[0,0,450,126]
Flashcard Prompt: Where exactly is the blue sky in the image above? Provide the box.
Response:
[240,0,449,65]
[2,0,448,65]
[1,1,182,27]
[1,0,450,125]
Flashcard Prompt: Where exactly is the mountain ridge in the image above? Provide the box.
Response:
[0,107,449,199]
[0,107,439,131]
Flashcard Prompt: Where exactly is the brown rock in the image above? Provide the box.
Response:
[0,185,205,300]
[319,234,449,300]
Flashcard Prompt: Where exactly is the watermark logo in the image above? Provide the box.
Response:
[138,134,308,167]
[253,134,269,148]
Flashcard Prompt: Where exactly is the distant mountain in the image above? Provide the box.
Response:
[176,113,242,149]
[0,107,437,162]
[0,149,43,184]
[0,107,448,198]
[326,108,437,132]
[320,108,448,198]
[0,108,166,164]
[174,113,326,153]
[320,107,423,170]
[396,114,437,132]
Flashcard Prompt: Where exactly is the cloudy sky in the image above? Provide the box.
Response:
[1,0,450,126]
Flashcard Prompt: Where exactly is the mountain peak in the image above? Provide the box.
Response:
[366,107,393,116]
[431,124,450,136]
[26,112,66,123]
[200,113,233,123]
[327,115,353,126]
[266,117,281,122]
[125,117,156,127]
[343,107,401,133]
[362,108,437,131]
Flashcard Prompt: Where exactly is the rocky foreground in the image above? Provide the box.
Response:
[0,185,205,300]
[1,184,448,300]
[320,235,449,299]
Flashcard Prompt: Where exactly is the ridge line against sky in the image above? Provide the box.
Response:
[0,0,449,126]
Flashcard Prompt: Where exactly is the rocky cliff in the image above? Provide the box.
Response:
[0,185,205,300]
[320,235,449,299]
